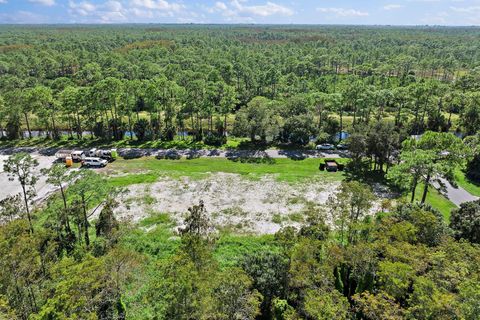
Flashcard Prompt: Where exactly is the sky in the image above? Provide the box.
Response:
[0,0,480,25]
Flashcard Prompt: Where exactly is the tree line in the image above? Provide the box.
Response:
[0,26,480,146]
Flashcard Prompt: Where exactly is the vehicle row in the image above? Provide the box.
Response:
[315,143,349,151]
[54,148,117,167]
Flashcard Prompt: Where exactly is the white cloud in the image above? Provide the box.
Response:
[450,6,480,13]
[316,7,369,17]
[67,0,195,23]
[230,0,294,17]
[421,11,449,24]
[214,2,227,11]
[206,0,293,22]
[28,0,56,6]
[383,4,404,11]
[130,0,184,12]
[0,0,7,4]
[69,1,97,17]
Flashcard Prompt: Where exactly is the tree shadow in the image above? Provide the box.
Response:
[226,149,276,164]
[277,150,308,161]
[233,140,270,151]
[121,149,152,160]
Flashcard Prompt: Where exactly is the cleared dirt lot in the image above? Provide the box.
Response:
[115,173,340,234]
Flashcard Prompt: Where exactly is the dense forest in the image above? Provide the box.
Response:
[0,25,480,319]
[0,25,480,144]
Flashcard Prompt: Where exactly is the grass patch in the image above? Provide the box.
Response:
[107,173,159,187]
[108,157,347,185]
[139,213,170,227]
[122,212,280,268]
[288,212,304,223]
[454,169,480,197]
[409,183,457,221]
[214,233,279,268]
[272,213,283,224]
[121,212,179,260]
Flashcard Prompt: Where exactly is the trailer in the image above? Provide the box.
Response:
[55,149,73,161]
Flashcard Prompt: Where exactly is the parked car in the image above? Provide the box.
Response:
[98,149,118,162]
[88,148,98,157]
[337,143,349,150]
[81,157,108,168]
[87,148,118,161]
[316,143,336,150]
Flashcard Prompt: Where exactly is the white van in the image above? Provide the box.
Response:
[81,157,108,168]
[88,148,98,157]
[71,150,85,162]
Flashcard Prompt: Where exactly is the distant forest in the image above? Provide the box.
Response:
[0,25,480,144]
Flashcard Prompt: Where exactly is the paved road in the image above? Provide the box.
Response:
[0,147,348,159]
[119,148,348,159]
[435,178,479,206]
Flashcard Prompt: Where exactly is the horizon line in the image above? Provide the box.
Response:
[0,23,479,28]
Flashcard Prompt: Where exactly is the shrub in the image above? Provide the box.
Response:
[204,134,226,146]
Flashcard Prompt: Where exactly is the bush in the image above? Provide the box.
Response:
[6,116,21,140]
[394,203,448,246]
[450,199,480,244]
[466,154,480,183]
[109,118,124,141]
[204,134,226,146]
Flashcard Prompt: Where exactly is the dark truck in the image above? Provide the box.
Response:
[319,159,345,172]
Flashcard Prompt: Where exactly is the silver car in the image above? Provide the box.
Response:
[82,157,108,168]
[316,143,336,150]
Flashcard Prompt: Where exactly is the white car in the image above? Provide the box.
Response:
[81,157,108,168]
[316,143,336,151]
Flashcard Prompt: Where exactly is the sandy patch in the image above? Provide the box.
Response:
[115,173,340,234]
[0,154,66,203]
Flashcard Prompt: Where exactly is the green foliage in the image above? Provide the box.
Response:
[450,199,480,244]
[394,203,448,246]
[233,96,281,142]
[303,288,349,320]
[352,291,404,320]
[328,181,375,245]
[241,251,290,317]
[388,131,465,204]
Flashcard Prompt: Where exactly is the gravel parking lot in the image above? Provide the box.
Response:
[0,153,59,202]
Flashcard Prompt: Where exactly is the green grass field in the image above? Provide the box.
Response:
[107,157,349,187]
[409,183,457,221]
[107,156,456,221]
